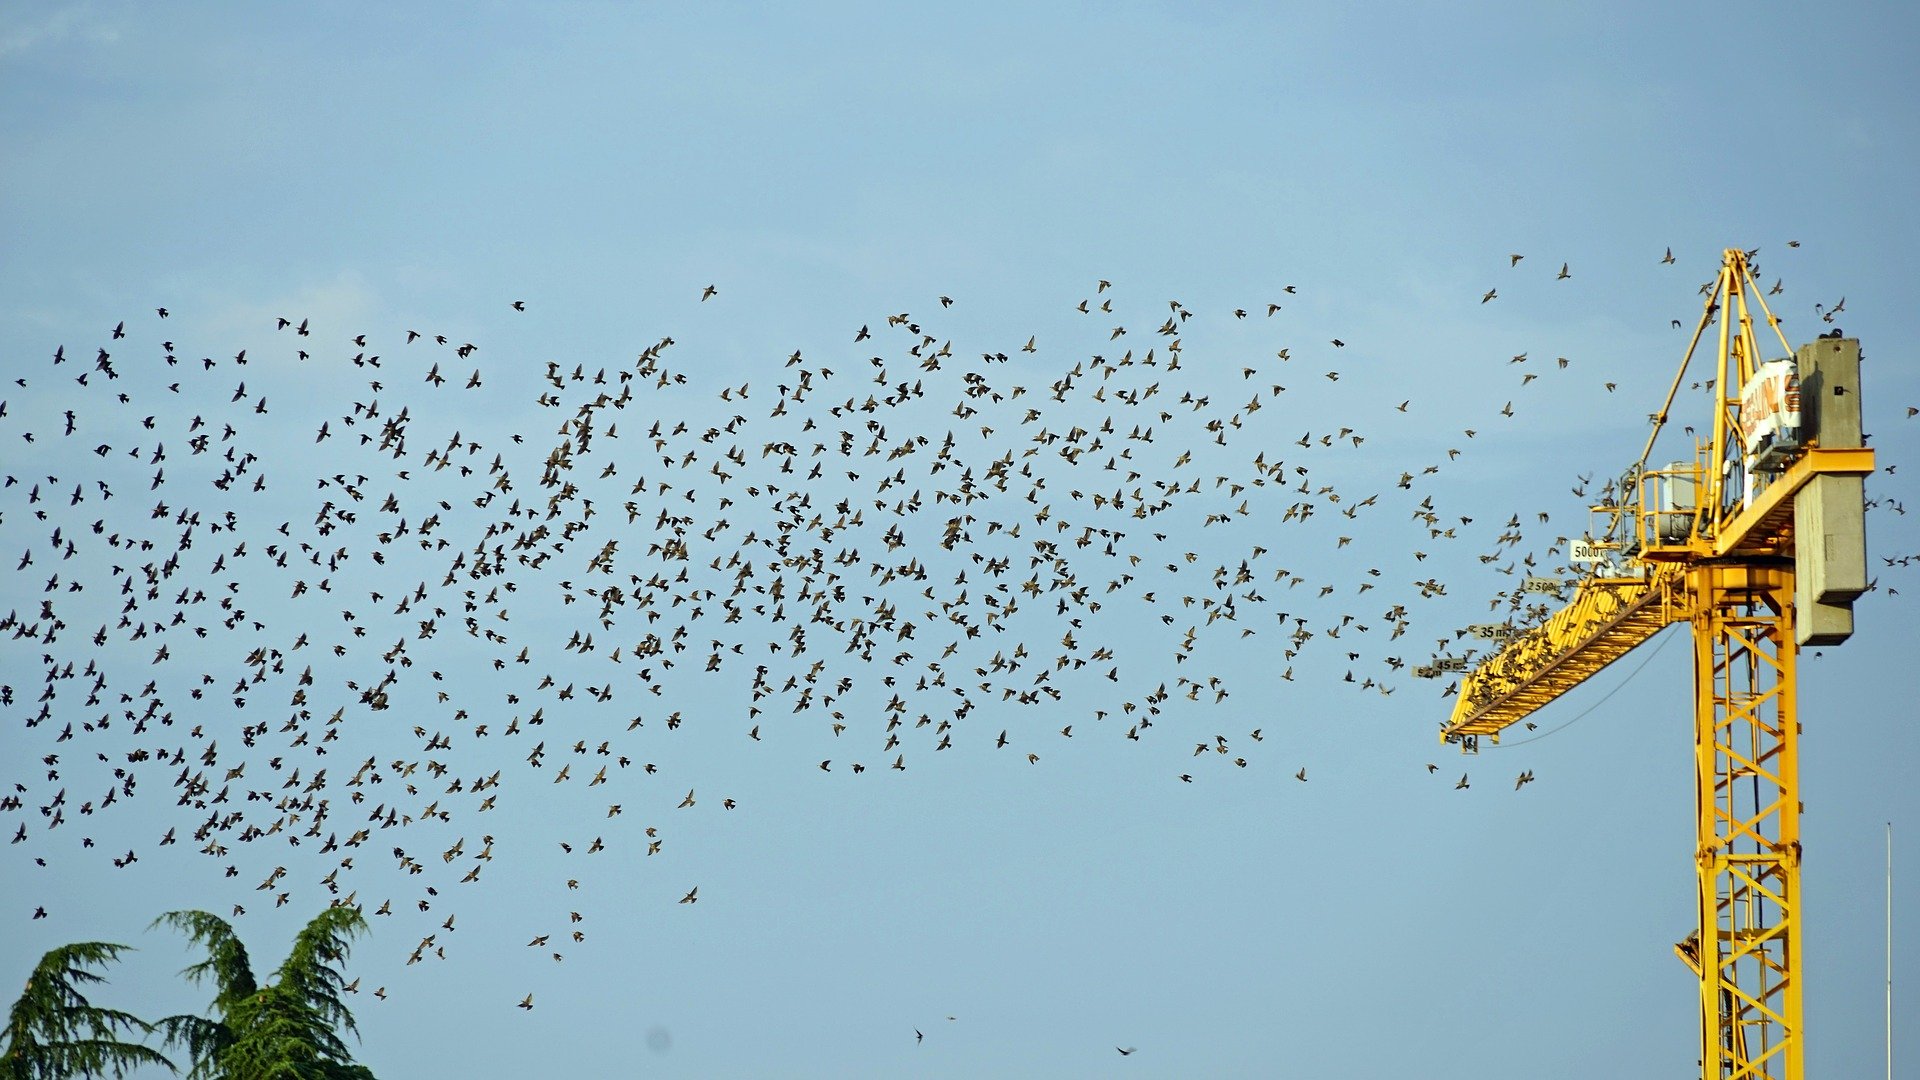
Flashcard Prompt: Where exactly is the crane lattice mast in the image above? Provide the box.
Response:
[1439,249,1874,1080]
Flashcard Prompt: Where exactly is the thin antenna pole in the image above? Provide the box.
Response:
[1888,821,1894,1080]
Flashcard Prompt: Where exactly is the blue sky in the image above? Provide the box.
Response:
[4,3,1918,1077]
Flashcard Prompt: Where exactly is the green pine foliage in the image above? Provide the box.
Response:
[0,941,175,1080]
[154,908,376,1080]
[3,909,377,1080]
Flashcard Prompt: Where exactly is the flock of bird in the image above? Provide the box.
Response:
[2,248,1911,1032]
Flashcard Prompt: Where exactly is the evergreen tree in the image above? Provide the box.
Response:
[0,941,175,1080]
[154,908,375,1080]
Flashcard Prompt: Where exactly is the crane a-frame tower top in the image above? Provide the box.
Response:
[1440,249,1874,1080]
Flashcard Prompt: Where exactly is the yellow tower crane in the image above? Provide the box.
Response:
[1439,249,1875,1080]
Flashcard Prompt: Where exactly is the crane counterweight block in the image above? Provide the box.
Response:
[1791,336,1869,645]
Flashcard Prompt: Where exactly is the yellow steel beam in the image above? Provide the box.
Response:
[1691,564,1802,1079]
[1442,564,1690,742]
[1441,441,1871,745]
[1713,447,1875,558]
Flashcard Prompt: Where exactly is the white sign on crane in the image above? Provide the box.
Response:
[1739,357,1800,468]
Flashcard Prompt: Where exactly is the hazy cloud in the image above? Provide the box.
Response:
[0,3,122,57]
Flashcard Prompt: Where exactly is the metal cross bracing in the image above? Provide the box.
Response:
[1445,565,1687,741]
[1685,563,1802,1079]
